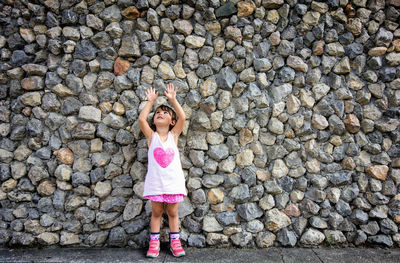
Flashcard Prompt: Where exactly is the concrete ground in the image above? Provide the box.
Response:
[1,247,400,263]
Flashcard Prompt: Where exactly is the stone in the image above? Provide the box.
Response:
[157,61,175,80]
[200,80,218,98]
[272,159,288,178]
[206,233,229,246]
[376,28,394,47]
[265,208,291,232]
[368,47,387,56]
[262,0,284,8]
[240,68,256,82]
[79,106,101,123]
[259,194,275,210]
[216,1,237,17]
[230,184,251,202]
[224,26,242,44]
[312,114,329,130]
[21,92,41,107]
[324,230,346,244]
[268,118,284,135]
[208,188,224,204]
[346,18,362,36]
[185,36,206,49]
[203,216,223,232]
[188,234,206,247]
[123,198,143,221]
[300,228,325,245]
[303,11,320,26]
[368,235,393,247]
[256,231,276,248]
[287,56,308,72]
[114,57,130,76]
[344,114,360,133]
[237,1,256,17]
[284,204,301,217]
[231,231,252,247]
[54,148,74,165]
[366,165,389,181]
[237,203,263,221]
[37,232,59,245]
[60,231,80,246]
[107,227,127,247]
[119,35,140,58]
[236,149,254,168]
[94,181,112,198]
[333,57,351,74]
[121,6,140,19]
[375,119,400,132]
[37,181,56,196]
[174,20,193,36]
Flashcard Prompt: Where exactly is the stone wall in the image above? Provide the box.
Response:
[0,0,400,248]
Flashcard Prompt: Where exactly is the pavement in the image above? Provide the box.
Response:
[1,247,400,263]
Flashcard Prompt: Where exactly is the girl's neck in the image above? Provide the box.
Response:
[156,126,169,136]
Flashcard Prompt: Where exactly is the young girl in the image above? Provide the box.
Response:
[138,83,187,258]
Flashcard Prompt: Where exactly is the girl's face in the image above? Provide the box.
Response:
[153,107,176,128]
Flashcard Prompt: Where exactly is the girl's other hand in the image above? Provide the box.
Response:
[165,82,177,101]
[146,87,158,102]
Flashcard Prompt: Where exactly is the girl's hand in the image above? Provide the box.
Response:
[145,87,158,103]
[165,83,177,101]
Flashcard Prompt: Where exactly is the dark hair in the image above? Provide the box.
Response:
[152,105,177,131]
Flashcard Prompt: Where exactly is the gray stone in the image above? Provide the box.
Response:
[375,28,393,47]
[188,234,206,247]
[237,203,263,221]
[123,199,143,221]
[216,67,236,90]
[380,218,398,235]
[367,235,393,247]
[256,231,276,248]
[107,227,127,247]
[230,184,251,202]
[215,1,237,17]
[74,40,97,61]
[215,211,240,226]
[300,228,325,245]
[231,231,252,247]
[203,216,223,232]
[336,199,352,217]
[208,144,229,161]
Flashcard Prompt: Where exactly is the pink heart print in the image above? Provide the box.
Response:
[153,147,175,168]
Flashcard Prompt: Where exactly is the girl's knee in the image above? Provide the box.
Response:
[152,210,163,218]
[166,204,178,218]
[151,202,164,218]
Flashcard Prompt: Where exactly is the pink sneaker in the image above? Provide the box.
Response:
[146,239,160,258]
[170,240,185,257]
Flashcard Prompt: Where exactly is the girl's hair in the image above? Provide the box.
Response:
[152,105,177,131]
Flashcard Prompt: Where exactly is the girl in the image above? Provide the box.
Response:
[138,83,187,258]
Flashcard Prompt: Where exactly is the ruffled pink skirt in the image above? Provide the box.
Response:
[144,194,185,203]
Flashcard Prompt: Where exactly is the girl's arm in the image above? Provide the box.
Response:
[165,83,186,142]
[138,87,158,146]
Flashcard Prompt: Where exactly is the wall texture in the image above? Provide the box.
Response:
[0,0,400,248]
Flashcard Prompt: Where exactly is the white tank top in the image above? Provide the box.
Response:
[143,132,187,196]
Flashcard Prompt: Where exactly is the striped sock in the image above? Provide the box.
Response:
[150,232,160,241]
[170,232,180,241]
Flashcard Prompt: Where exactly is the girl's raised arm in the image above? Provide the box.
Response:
[138,87,158,145]
[165,83,186,141]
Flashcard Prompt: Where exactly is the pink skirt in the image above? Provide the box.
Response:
[144,194,185,203]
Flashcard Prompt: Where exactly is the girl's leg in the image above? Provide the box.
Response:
[165,203,179,232]
[150,201,164,232]
[166,203,185,257]
[147,201,164,258]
